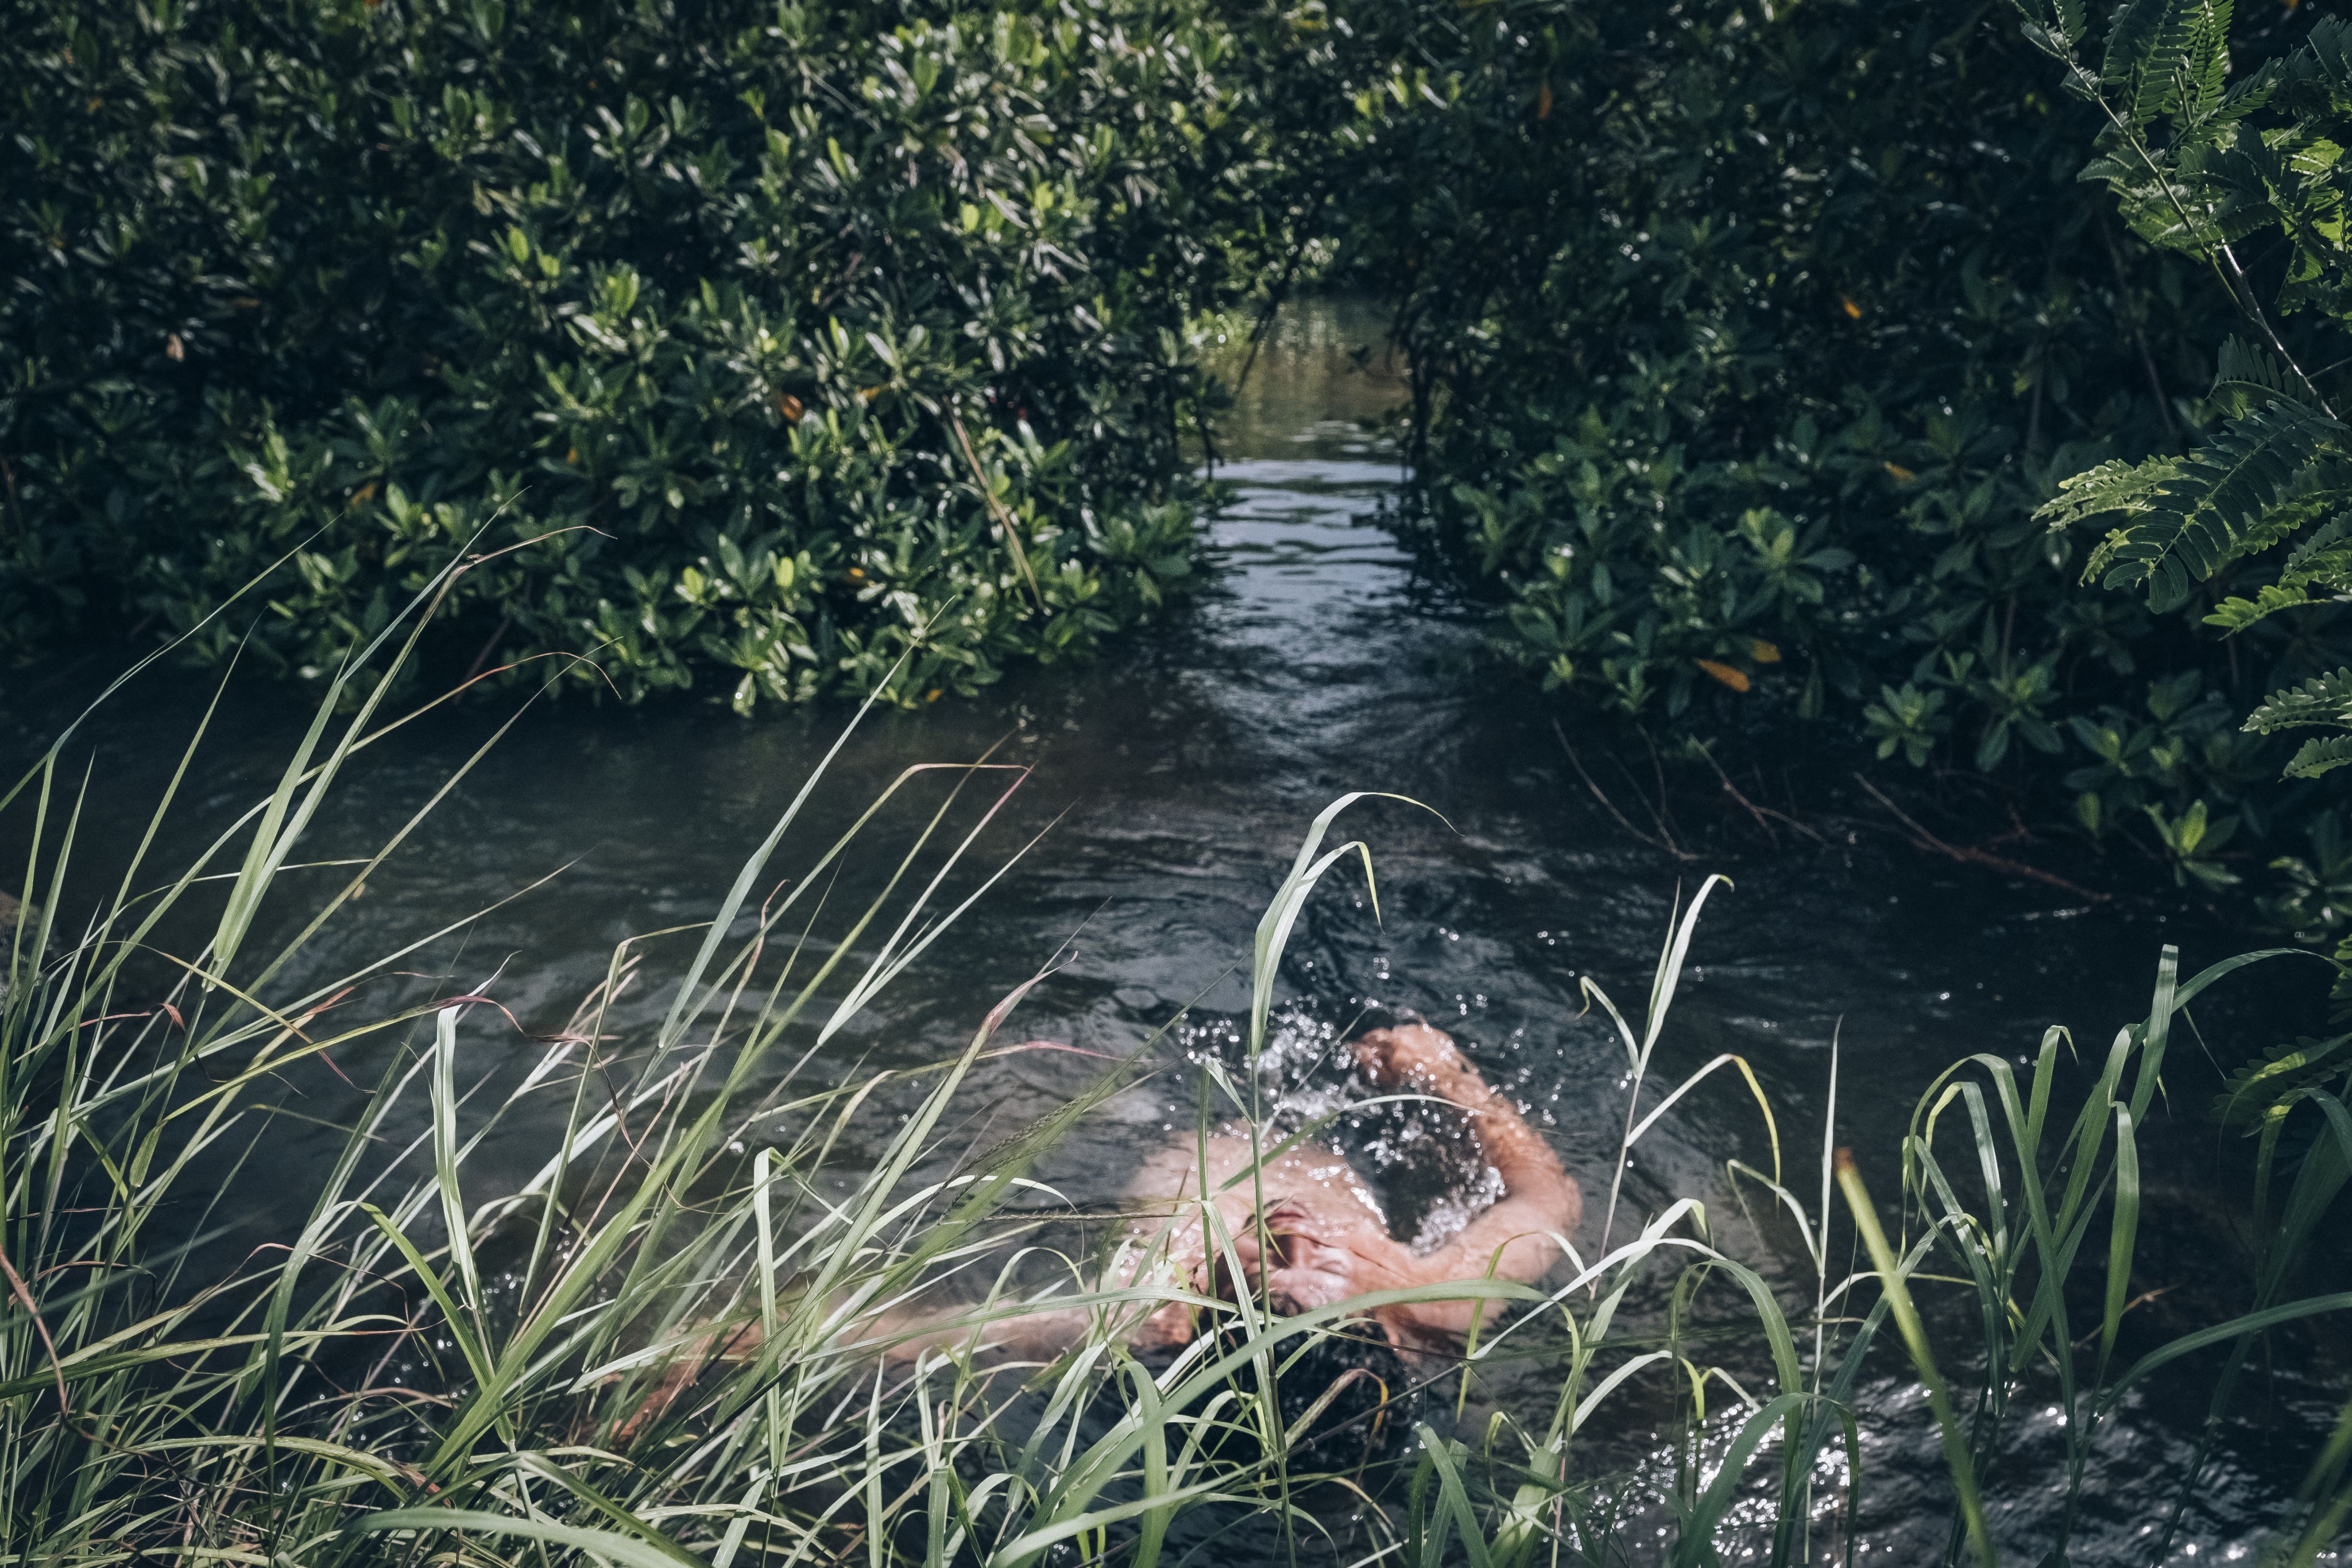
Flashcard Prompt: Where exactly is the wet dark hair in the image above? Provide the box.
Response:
[1201,1308,1415,1474]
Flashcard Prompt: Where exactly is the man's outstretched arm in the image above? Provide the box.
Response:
[616,1290,1154,1439]
[1351,1023,1580,1336]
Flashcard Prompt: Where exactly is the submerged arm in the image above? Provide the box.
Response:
[616,1286,1158,1439]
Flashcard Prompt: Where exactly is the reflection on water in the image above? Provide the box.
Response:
[4,298,2340,1561]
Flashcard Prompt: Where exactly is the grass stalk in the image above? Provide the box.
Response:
[1836,1148,1997,1568]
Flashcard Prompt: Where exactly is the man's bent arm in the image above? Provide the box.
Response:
[1352,1024,1580,1335]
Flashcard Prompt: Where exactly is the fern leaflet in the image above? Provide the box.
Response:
[2211,334,2301,409]
[2287,733,2352,777]
[2092,401,2343,610]
[2213,1032,2352,1128]
[2245,668,2352,732]
[2204,582,2313,630]
[2036,455,2181,531]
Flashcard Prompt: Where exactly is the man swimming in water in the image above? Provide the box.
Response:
[621,1020,1576,1433]
[1113,1019,1579,1359]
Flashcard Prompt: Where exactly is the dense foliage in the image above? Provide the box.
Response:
[1341,0,2345,889]
[1988,0,2352,967]
[2021,3,2352,768]
[1,0,1330,707]
[11,0,2352,900]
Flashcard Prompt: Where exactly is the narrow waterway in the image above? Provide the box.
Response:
[3,301,2338,1561]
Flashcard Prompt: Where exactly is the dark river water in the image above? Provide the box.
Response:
[5,301,2342,1562]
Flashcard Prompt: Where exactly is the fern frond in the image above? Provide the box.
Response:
[2287,734,2352,777]
[2102,0,2162,86]
[2184,0,2232,123]
[2304,17,2352,107]
[2282,512,2352,590]
[2288,134,2345,180]
[2198,401,2341,535]
[2230,502,2320,562]
[2096,401,2344,610]
[2018,0,2088,57]
[2078,152,2147,185]
[2204,582,2313,630]
[2126,0,2206,122]
[2212,334,2302,408]
[2246,667,2352,733]
[2035,455,2182,529]
[2235,135,2352,322]
[2159,138,2286,249]
[2213,1032,2352,1128]
[2210,54,2285,127]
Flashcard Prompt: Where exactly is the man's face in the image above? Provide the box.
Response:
[1213,1199,1359,1313]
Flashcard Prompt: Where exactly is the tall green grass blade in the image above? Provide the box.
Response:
[2101,1291,2352,1415]
[1247,792,1437,1062]
[1600,874,1731,1250]
[1627,1052,1782,1183]
[349,1508,699,1568]
[430,1006,482,1315]
[1671,1391,1829,1568]
[358,1203,496,1401]
[648,659,906,1058]
[1643,875,1730,1060]
[1835,1149,1997,1567]
[2095,1105,2141,1385]
[1415,1424,1496,1568]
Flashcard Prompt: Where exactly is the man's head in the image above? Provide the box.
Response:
[1206,1198,1362,1318]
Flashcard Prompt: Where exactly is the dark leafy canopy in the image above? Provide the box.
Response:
[2011,0,2352,769]
[14,0,2352,908]
[2,0,1333,708]
[2003,0,2352,990]
[1339,0,2348,889]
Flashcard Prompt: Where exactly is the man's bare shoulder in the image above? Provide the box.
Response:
[1121,1128,1297,1201]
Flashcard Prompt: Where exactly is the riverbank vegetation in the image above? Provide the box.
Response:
[11,0,2352,913]
[1331,0,2352,907]
[2,606,2347,1564]
[5,0,1321,707]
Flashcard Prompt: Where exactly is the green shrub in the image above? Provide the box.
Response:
[2008,7,2352,796]
[1336,0,2345,875]
[1993,0,2352,993]
[1,0,1314,707]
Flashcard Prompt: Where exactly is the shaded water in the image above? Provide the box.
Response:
[5,301,2342,1561]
